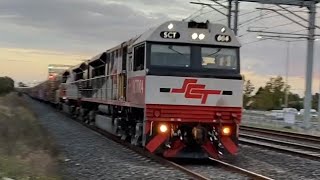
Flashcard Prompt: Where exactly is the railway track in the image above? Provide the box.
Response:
[240,125,320,161]
[59,110,272,180]
[207,158,273,180]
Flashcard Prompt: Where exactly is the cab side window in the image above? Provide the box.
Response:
[133,44,145,71]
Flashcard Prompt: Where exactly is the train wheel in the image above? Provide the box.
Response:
[74,107,80,119]
[131,122,142,146]
[88,110,95,125]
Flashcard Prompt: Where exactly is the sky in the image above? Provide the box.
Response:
[1,0,320,96]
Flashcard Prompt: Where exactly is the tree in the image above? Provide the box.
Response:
[251,76,287,110]
[243,79,255,107]
[0,76,14,95]
[280,92,302,110]
[311,93,319,110]
[18,82,28,87]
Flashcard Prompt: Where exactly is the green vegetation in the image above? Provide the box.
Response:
[244,76,303,110]
[18,82,28,87]
[243,77,255,107]
[0,94,61,180]
[0,77,14,96]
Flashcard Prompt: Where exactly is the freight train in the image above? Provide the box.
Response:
[27,20,243,159]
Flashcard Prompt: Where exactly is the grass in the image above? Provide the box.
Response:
[0,93,61,180]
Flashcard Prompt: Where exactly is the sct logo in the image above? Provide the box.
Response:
[162,79,232,104]
[160,31,180,39]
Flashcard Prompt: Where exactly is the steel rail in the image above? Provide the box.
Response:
[240,137,320,161]
[241,133,320,152]
[209,157,274,180]
[240,125,320,143]
[240,126,320,161]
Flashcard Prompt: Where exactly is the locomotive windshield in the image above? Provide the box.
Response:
[150,45,191,67]
[201,47,237,70]
[149,44,238,72]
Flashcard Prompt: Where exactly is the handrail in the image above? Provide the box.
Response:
[62,75,113,85]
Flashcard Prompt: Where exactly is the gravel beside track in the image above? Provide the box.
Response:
[228,145,320,180]
[25,98,194,180]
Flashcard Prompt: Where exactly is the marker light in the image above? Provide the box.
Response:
[221,27,226,33]
[191,33,198,40]
[154,110,161,117]
[199,33,205,40]
[222,126,231,136]
[159,124,168,133]
[168,23,174,30]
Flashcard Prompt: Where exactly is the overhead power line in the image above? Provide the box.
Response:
[247,29,320,37]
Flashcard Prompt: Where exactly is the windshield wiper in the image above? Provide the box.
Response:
[206,48,221,57]
[168,45,184,55]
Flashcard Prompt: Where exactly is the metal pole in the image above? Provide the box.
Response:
[284,41,290,108]
[318,75,320,130]
[303,1,316,130]
[228,0,232,29]
[233,0,239,35]
[317,48,320,130]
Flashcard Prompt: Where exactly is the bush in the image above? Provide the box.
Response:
[0,76,14,95]
[0,94,61,180]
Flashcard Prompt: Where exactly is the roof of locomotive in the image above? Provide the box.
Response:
[132,20,241,47]
[73,20,241,73]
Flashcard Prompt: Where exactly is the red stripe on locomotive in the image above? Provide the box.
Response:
[146,104,242,122]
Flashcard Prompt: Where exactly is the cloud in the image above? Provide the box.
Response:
[0,47,88,83]
[0,0,173,53]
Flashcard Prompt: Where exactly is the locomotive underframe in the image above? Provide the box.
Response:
[58,97,239,159]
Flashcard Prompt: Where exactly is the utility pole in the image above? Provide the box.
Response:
[304,1,316,129]
[285,41,290,108]
[318,77,320,130]
[233,0,239,35]
[228,0,232,29]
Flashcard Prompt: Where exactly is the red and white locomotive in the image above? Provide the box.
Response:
[31,20,243,159]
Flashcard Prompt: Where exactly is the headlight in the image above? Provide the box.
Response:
[199,33,205,40]
[159,124,168,133]
[222,126,231,136]
[191,33,198,40]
